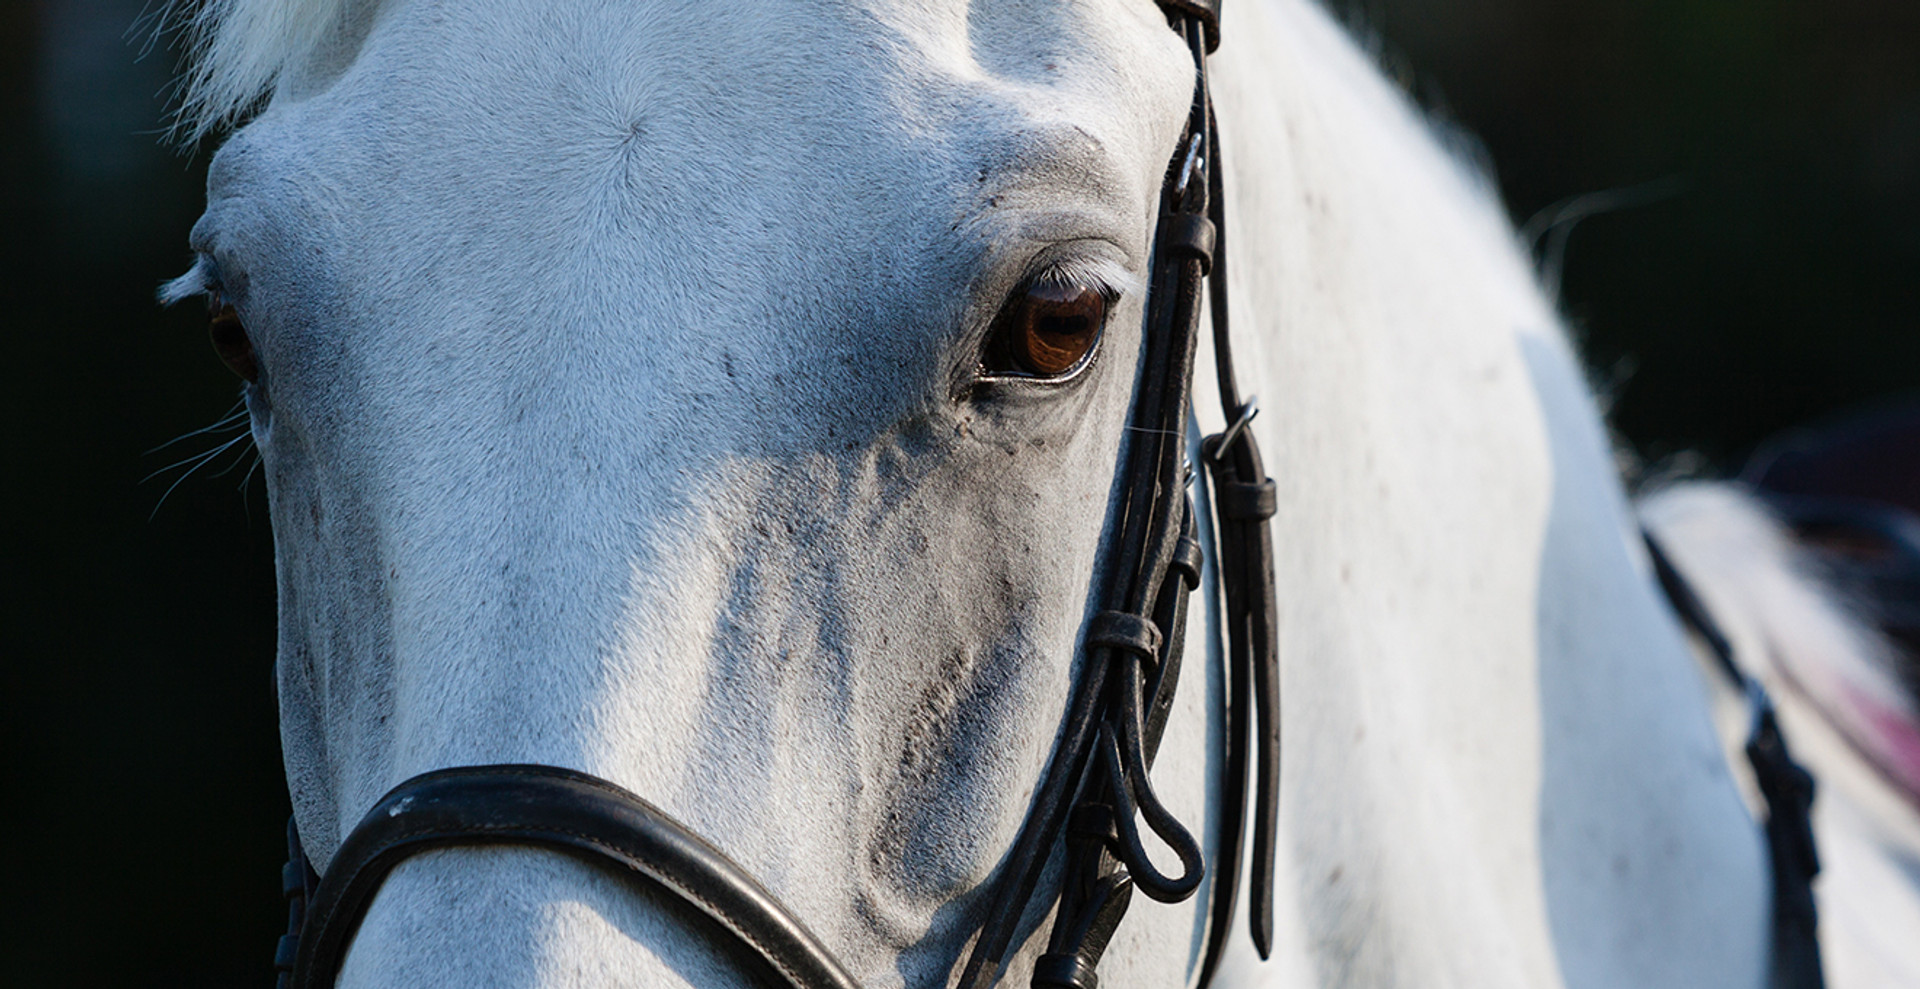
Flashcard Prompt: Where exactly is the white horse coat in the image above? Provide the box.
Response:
[165,0,1920,986]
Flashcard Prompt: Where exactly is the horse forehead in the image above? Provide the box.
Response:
[193,0,1188,449]
[217,0,1181,247]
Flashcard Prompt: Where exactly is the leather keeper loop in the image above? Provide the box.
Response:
[274,934,301,971]
[1034,953,1100,989]
[1155,0,1221,51]
[1068,804,1120,845]
[283,861,307,898]
[1172,535,1204,590]
[1160,213,1216,274]
[1216,480,1276,521]
[1088,611,1164,664]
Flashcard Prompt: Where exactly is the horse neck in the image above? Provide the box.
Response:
[1202,3,1772,986]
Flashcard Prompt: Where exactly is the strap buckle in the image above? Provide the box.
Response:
[1173,133,1206,203]
[1156,0,1223,52]
[1207,398,1259,462]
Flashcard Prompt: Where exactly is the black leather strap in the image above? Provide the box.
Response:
[1643,531,1825,989]
[1192,52,1282,978]
[956,9,1279,989]
[275,818,319,989]
[286,765,861,989]
[1088,611,1166,664]
[1160,214,1217,274]
[1213,479,1276,521]
[1158,0,1221,52]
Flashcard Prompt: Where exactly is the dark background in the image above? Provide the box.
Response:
[2,0,1913,983]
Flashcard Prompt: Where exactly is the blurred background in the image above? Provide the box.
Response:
[1,0,1914,983]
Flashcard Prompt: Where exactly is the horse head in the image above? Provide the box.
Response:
[173,1,1219,986]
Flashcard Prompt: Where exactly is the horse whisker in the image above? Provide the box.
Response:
[147,402,250,455]
[142,431,251,484]
[237,451,263,494]
[209,439,259,478]
[146,432,256,519]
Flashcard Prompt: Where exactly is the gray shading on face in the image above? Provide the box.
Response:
[180,0,1196,960]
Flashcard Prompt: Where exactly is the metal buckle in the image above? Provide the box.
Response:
[1208,398,1258,461]
[1173,133,1205,203]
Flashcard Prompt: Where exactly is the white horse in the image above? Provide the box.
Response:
[162,0,1920,986]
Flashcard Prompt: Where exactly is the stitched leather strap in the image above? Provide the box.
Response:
[288,765,860,989]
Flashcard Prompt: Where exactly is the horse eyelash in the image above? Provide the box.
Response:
[1030,254,1137,302]
[159,255,220,307]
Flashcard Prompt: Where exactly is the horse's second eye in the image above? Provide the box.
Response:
[992,281,1108,378]
[209,301,258,382]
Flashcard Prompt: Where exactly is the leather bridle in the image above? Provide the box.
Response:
[272,4,1280,989]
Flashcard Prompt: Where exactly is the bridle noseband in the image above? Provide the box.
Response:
[281,766,862,989]
[273,4,1283,989]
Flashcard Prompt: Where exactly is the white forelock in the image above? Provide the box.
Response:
[170,0,364,140]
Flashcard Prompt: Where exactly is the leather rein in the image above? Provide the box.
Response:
[274,4,1279,989]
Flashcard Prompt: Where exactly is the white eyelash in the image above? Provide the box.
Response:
[159,257,215,305]
[1033,255,1139,300]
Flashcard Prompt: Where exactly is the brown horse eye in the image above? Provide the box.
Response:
[1004,281,1106,377]
[209,302,259,382]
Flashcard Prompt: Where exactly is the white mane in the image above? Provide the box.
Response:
[170,0,360,140]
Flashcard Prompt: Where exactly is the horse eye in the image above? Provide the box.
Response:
[991,280,1108,378]
[209,300,259,383]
